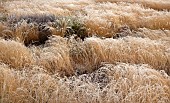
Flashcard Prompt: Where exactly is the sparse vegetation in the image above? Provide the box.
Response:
[0,0,170,103]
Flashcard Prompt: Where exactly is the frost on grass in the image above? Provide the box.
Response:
[3,0,170,37]
[0,0,170,103]
[0,63,169,103]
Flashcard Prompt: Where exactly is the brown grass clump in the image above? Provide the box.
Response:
[1,63,169,103]
[1,16,87,46]
[49,17,88,40]
[70,37,170,74]
[10,20,54,46]
[34,36,74,76]
[0,23,12,39]
[0,63,58,103]
[0,39,34,69]
[0,21,48,46]
[14,21,39,44]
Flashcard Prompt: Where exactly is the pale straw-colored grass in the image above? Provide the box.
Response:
[0,0,170,102]
[3,0,170,37]
[0,39,34,69]
[3,0,93,17]
[81,2,170,37]
[35,36,74,76]
[69,36,170,74]
[21,36,169,75]
[133,28,170,44]
[95,0,170,10]
[0,63,169,103]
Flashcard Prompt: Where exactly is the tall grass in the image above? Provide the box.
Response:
[69,36,170,74]
[95,0,170,10]
[0,23,10,39]
[0,63,169,103]
[0,39,34,69]
[133,28,170,43]
[3,0,170,32]
[0,35,169,76]
[114,27,170,43]
[1,0,170,38]
[35,36,74,76]
[0,0,170,102]
[81,2,170,37]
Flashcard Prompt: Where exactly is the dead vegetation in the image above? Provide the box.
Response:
[0,0,170,102]
[0,63,170,103]
[95,0,170,11]
[69,36,170,74]
[0,39,34,69]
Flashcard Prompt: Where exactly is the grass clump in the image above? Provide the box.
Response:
[0,39,34,69]
[70,37,170,75]
[0,63,169,103]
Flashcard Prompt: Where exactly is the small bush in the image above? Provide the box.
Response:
[51,17,88,40]
[65,18,88,40]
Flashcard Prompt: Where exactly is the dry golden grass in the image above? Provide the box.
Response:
[14,21,39,44]
[0,4,4,13]
[0,23,11,38]
[3,0,170,37]
[0,0,170,102]
[0,63,169,103]
[0,63,58,103]
[95,0,170,10]
[35,36,74,76]
[2,0,92,16]
[69,37,170,74]
[55,63,170,103]
[0,34,168,76]
[81,2,170,37]
[132,28,170,44]
[115,27,170,44]
[2,0,170,31]
[7,35,166,76]
[0,39,34,69]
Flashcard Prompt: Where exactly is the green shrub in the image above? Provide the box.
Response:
[51,16,88,40]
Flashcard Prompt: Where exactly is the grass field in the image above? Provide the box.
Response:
[0,0,170,103]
